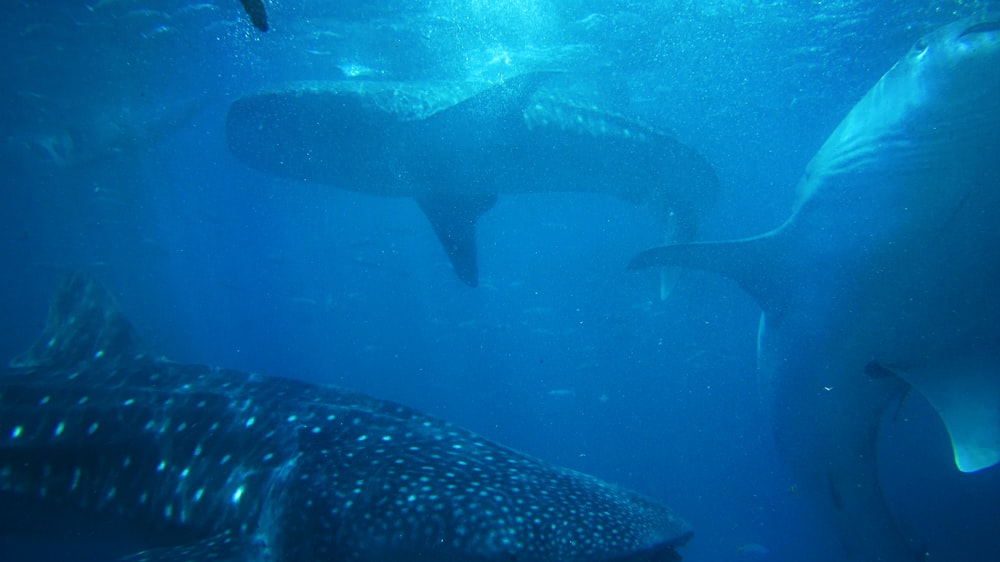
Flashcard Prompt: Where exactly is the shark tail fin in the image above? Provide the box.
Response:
[629,234,786,316]
[10,272,146,370]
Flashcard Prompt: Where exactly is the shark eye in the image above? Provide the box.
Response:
[912,38,929,57]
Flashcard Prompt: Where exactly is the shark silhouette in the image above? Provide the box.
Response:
[0,272,693,561]
[226,73,719,288]
[631,16,1000,561]
[9,96,208,170]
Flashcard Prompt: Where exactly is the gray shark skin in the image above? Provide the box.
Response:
[630,16,1000,561]
[225,73,719,287]
[0,273,693,561]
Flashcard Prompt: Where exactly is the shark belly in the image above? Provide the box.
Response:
[629,15,1000,561]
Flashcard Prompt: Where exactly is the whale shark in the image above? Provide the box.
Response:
[0,272,693,561]
[630,16,1000,561]
[225,73,719,288]
[7,95,208,170]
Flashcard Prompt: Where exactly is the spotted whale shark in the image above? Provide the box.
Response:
[225,73,719,289]
[631,16,1000,561]
[0,272,693,561]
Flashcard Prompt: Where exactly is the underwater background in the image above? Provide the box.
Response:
[2,1,999,560]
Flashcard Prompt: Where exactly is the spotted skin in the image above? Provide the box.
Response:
[1,273,692,561]
[226,74,720,289]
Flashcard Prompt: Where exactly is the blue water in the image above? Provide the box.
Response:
[2,1,999,561]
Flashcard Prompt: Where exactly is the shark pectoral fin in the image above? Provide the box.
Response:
[122,531,252,562]
[415,191,498,287]
[629,234,786,314]
[906,367,1000,472]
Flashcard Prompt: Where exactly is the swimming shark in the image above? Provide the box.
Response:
[8,95,207,170]
[630,16,1000,561]
[0,272,693,561]
[225,73,719,289]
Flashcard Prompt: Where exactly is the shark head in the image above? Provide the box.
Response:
[900,17,1000,99]
[798,15,1000,207]
[829,16,1000,475]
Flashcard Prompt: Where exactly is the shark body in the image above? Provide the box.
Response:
[0,273,692,561]
[631,17,1000,561]
[225,74,719,288]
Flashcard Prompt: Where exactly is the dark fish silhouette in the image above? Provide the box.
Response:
[0,273,693,561]
[226,73,719,289]
[239,0,268,32]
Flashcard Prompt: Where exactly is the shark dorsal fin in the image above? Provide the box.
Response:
[461,71,559,118]
[10,272,146,370]
[411,72,556,287]
[426,71,559,133]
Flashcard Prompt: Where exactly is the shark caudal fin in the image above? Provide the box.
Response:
[9,272,145,370]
